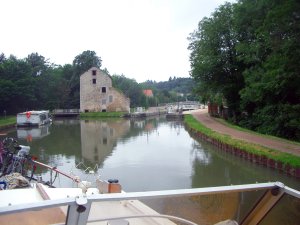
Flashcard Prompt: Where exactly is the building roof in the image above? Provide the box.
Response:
[143,89,153,97]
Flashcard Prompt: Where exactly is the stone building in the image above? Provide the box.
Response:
[80,67,130,112]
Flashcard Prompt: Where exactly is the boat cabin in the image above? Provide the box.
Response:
[16,110,51,127]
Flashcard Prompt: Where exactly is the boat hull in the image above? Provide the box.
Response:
[16,111,51,127]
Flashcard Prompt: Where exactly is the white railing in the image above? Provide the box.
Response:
[0,182,299,225]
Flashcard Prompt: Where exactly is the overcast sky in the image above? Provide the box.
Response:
[1,0,234,82]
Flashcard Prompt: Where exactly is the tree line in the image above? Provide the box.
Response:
[0,50,194,115]
[0,50,101,114]
[188,0,300,140]
[110,75,196,108]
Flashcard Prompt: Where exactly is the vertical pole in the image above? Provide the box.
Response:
[65,196,91,225]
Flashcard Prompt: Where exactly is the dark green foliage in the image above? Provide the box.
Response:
[111,75,195,108]
[111,74,144,108]
[239,104,300,140]
[0,48,192,115]
[0,52,75,113]
[25,53,50,76]
[0,56,37,113]
[237,0,300,140]
[142,77,194,94]
[141,77,197,103]
[188,2,244,115]
[188,0,300,140]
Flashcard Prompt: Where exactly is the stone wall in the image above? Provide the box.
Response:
[80,67,130,112]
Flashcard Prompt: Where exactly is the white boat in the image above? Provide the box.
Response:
[0,180,299,225]
[16,110,51,127]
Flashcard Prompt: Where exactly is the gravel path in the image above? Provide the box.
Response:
[188,109,300,157]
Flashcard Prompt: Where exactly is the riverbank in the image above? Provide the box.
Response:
[79,111,126,118]
[184,110,300,178]
[0,116,16,132]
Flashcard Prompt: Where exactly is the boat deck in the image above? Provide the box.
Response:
[0,182,299,225]
[0,184,176,225]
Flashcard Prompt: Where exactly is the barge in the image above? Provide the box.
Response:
[16,111,51,127]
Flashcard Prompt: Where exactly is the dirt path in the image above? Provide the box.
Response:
[187,109,300,157]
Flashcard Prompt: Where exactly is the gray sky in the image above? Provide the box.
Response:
[1,0,234,82]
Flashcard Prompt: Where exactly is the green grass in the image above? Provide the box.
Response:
[80,111,126,118]
[184,115,300,168]
[214,117,300,146]
[0,116,16,128]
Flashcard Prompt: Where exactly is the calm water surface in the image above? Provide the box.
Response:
[8,116,299,191]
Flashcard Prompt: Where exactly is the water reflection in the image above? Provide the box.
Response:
[190,141,212,165]
[189,130,300,190]
[17,124,50,141]
[99,118,223,191]
[5,117,300,191]
[4,117,299,224]
[80,119,130,165]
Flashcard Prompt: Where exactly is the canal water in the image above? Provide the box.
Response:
[8,116,300,191]
[6,116,300,224]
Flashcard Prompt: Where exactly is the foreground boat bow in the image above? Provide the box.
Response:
[0,182,299,225]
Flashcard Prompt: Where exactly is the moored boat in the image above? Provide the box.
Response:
[16,110,51,127]
[166,107,184,119]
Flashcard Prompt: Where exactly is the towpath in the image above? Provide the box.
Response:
[186,109,300,157]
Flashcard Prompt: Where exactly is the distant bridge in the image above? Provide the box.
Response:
[52,109,80,117]
[164,101,202,111]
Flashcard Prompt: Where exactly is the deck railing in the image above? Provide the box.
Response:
[0,182,299,225]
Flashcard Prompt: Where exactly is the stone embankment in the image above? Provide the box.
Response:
[185,109,300,178]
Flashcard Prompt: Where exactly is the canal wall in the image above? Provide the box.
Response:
[185,125,300,178]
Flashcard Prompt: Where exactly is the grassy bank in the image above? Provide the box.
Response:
[0,116,16,130]
[80,111,126,118]
[184,115,300,168]
[214,117,300,146]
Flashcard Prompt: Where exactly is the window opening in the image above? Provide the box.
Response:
[103,138,107,145]
[102,87,106,93]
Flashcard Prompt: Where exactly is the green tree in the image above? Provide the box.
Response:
[25,52,50,76]
[188,0,300,139]
[237,0,300,139]
[112,74,143,108]
[0,53,5,63]
[188,2,244,118]
[69,50,102,108]
[0,56,36,113]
